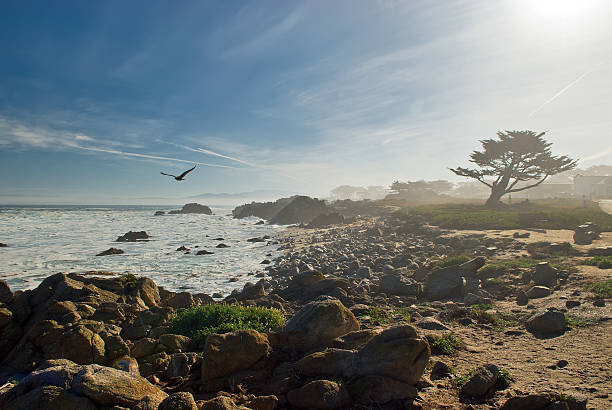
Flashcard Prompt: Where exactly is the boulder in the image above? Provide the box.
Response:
[96,248,125,256]
[526,310,566,334]
[0,385,98,410]
[116,231,149,242]
[269,196,330,225]
[0,307,12,328]
[154,211,166,216]
[426,267,467,300]
[166,292,196,309]
[245,395,279,410]
[461,364,498,397]
[276,297,359,351]
[60,325,105,364]
[159,333,193,352]
[202,329,270,381]
[199,396,250,410]
[533,263,557,287]
[166,353,196,379]
[197,250,214,255]
[416,317,449,330]
[71,364,168,407]
[347,375,418,404]
[379,274,421,296]
[287,380,351,409]
[0,280,13,304]
[516,290,528,306]
[527,286,551,299]
[112,356,139,375]
[159,392,198,410]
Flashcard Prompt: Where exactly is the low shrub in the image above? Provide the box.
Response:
[431,333,464,355]
[584,256,612,270]
[121,273,138,291]
[585,280,612,298]
[170,304,285,347]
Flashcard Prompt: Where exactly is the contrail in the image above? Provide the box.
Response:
[73,144,237,168]
[529,61,604,118]
[158,140,255,167]
[579,146,612,163]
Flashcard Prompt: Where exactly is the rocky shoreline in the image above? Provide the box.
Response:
[1,214,611,409]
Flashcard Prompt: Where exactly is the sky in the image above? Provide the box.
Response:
[1,0,611,204]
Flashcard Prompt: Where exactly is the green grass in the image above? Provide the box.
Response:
[170,304,285,347]
[584,256,612,269]
[564,315,596,329]
[358,306,411,325]
[395,200,612,231]
[476,257,572,279]
[451,366,477,389]
[433,254,472,270]
[431,333,464,355]
[121,273,138,291]
[497,367,514,389]
[465,304,531,328]
[585,280,612,298]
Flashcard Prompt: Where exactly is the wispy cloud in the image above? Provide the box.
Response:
[580,146,612,163]
[158,139,255,167]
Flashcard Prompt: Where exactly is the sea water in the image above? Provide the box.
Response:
[0,205,284,296]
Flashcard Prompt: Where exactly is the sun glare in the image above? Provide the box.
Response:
[528,0,601,20]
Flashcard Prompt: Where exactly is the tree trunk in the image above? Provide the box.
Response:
[485,187,506,208]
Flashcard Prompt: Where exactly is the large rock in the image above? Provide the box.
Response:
[526,310,566,334]
[96,248,124,256]
[426,267,467,300]
[307,212,345,228]
[0,280,13,304]
[287,380,351,409]
[526,286,551,299]
[202,329,271,381]
[269,196,330,225]
[379,274,421,296]
[347,375,418,405]
[60,325,106,364]
[533,262,557,287]
[116,231,149,242]
[461,364,498,397]
[169,203,212,215]
[277,297,359,351]
[0,385,98,410]
[159,392,198,410]
[71,364,168,407]
[297,325,430,386]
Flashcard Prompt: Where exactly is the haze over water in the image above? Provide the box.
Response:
[0,206,283,295]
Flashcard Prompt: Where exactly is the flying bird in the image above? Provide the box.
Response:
[160,165,196,181]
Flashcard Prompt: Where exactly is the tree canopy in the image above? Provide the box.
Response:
[450,130,577,207]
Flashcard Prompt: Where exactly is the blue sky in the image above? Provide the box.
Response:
[1,0,611,204]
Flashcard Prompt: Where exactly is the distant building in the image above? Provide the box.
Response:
[574,174,612,199]
[511,183,573,199]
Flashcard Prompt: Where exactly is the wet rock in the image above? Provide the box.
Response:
[0,242,7,247]
[96,248,125,256]
[0,280,13,304]
[287,380,351,409]
[461,364,498,397]
[202,329,270,381]
[526,310,566,334]
[216,243,229,248]
[154,211,165,216]
[116,231,149,242]
[197,250,214,255]
[159,392,198,410]
[176,246,189,251]
[276,297,359,351]
[247,237,266,243]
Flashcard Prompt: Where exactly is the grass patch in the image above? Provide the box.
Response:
[584,256,612,269]
[121,273,138,291]
[565,315,596,329]
[431,333,464,355]
[585,279,612,298]
[395,200,612,231]
[435,254,472,269]
[359,306,411,325]
[476,257,573,279]
[170,304,285,347]
[451,366,477,389]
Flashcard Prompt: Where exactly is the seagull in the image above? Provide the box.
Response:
[160,165,196,181]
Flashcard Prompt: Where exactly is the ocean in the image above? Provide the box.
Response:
[0,205,284,296]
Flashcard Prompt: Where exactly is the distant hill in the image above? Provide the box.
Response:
[186,190,298,206]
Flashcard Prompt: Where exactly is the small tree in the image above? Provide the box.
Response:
[450,130,577,207]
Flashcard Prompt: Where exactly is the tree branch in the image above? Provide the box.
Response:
[508,174,550,193]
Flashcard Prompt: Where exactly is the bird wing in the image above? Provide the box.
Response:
[177,165,197,179]
[160,172,177,178]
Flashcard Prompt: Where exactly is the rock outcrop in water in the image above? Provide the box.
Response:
[116,231,150,242]
[233,195,333,225]
[168,203,213,215]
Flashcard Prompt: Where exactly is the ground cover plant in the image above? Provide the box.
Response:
[585,279,612,298]
[584,256,612,269]
[431,333,464,355]
[396,200,612,231]
[170,304,285,347]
